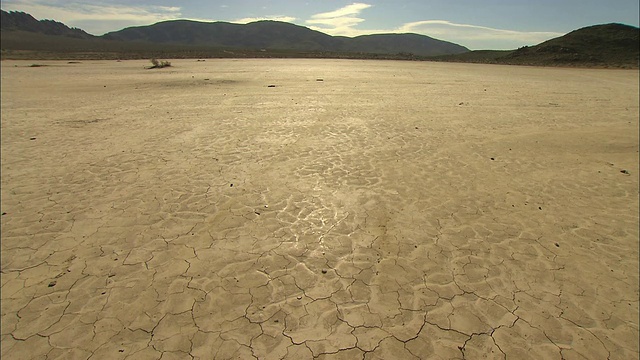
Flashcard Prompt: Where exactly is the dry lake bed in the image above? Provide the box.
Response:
[1,59,638,359]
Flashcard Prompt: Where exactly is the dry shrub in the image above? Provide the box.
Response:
[148,58,171,69]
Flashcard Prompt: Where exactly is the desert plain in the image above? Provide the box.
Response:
[1,59,638,359]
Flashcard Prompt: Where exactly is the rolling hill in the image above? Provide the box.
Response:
[101,19,469,56]
[1,10,638,68]
[433,23,639,68]
[0,10,93,39]
[503,23,639,66]
[1,10,468,58]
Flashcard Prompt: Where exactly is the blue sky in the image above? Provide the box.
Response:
[1,0,638,50]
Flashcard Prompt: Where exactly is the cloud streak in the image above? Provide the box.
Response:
[303,3,562,49]
[310,3,371,19]
[1,0,213,34]
[306,3,376,36]
[397,20,563,49]
[232,16,297,24]
[3,1,178,22]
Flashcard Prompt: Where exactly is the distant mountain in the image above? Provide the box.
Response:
[2,9,637,68]
[1,10,93,39]
[102,20,341,51]
[433,23,639,68]
[347,33,468,56]
[0,10,468,57]
[102,20,469,56]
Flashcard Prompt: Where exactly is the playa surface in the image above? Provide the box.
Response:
[1,59,638,359]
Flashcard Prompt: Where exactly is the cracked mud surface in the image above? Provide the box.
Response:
[1,59,638,359]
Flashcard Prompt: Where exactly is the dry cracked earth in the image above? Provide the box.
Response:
[1,59,638,359]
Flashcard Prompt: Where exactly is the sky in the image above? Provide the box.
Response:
[1,0,638,50]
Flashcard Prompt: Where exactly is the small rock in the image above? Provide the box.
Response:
[48,281,56,287]
[316,78,323,81]
[321,269,327,274]
[204,78,210,80]
[490,157,495,160]
[621,169,630,175]
[264,205,268,208]
[1,212,6,216]
[30,137,36,140]
[297,296,302,300]
[555,243,560,247]
[267,85,276,87]
[119,349,125,353]
[230,183,233,187]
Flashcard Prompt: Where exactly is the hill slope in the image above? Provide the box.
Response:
[102,20,341,51]
[433,23,639,68]
[503,23,639,66]
[347,33,468,57]
[1,10,93,39]
[2,9,637,68]
[0,10,468,58]
[101,19,469,56]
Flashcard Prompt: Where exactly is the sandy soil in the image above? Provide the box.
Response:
[1,59,638,359]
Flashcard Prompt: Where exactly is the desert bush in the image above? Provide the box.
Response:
[148,58,171,69]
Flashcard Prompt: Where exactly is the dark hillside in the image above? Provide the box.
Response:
[1,10,93,39]
[2,10,637,67]
[102,20,469,56]
[346,33,468,56]
[503,23,639,67]
[432,23,639,68]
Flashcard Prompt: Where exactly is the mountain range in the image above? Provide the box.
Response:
[0,10,468,57]
[1,9,638,67]
[100,20,469,56]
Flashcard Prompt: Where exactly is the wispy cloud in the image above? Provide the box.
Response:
[397,20,563,49]
[304,3,561,49]
[2,1,179,22]
[0,0,212,34]
[232,16,297,24]
[310,3,371,19]
[305,3,377,36]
